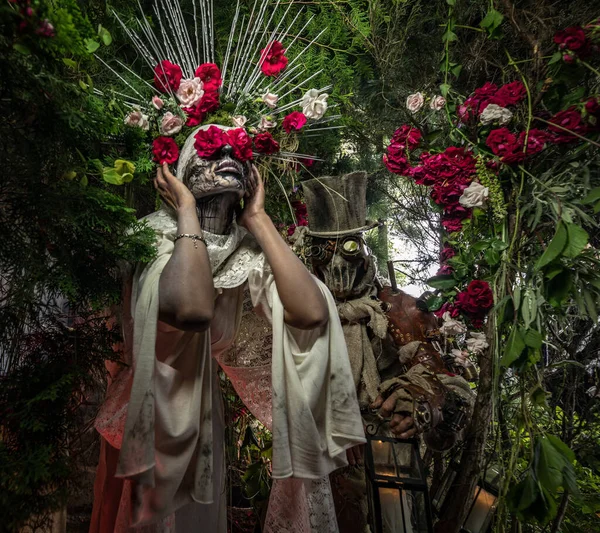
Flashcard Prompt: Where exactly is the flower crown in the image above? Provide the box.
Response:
[106,1,338,168]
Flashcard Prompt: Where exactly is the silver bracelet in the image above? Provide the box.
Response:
[174,233,207,249]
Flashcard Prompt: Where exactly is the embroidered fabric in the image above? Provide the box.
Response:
[264,477,339,533]
[141,209,264,290]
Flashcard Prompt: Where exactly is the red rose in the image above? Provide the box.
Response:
[260,40,288,77]
[437,264,454,276]
[282,111,307,133]
[444,146,477,178]
[183,105,205,127]
[554,26,589,52]
[455,280,494,317]
[435,302,460,319]
[195,63,222,92]
[441,206,470,233]
[391,125,422,151]
[383,153,410,175]
[548,108,587,143]
[474,82,498,99]
[409,165,434,186]
[153,60,183,93]
[253,132,280,155]
[493,81,526,106]
[431,179,470,208]
[226,128,253,162]
[194,125,228,159]
[292,200,308,226]
[486,128,518,157]
[520,129,548,156]
[500,144,526,165]
[197,91,220,114]
[440,246,456,263]
[585,97,600,116]
[152,137,179,164]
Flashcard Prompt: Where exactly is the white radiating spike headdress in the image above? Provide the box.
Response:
[98,0,342,166]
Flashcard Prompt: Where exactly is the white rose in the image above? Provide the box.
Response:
[440,312,467,336]
[231,115,248,128]
[430,95,446,111]
[124,109,149,130]
[406,92,425,113]
[262,91,279,109]
[465,332,489,354]
[152,96,164,110]
[459,181,489,209]
[451,349,469,366]
[480,103,513,126]
[159,111,183,136]
[259,116,277,130]
[176,77,204,107]
[301,88,329,120]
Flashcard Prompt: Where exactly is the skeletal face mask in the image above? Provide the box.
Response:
[179,124,250,200]
[308,234,377,300]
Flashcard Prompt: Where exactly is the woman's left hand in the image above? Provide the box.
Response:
[238,164,266,231]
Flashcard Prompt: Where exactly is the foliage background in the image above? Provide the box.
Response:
[1,0,600,532]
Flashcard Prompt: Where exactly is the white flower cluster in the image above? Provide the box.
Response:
[480,103,513,126]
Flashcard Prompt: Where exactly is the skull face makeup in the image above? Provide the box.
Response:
[177,124,251,234]
[180,124,251,200]
[309,234,377,300]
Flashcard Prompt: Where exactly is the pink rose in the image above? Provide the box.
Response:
[430,95,446,111]
[176,77,204,107]
[159,111,184,136]
[406,92,424,113]
[124,109,149,130]
[152,96,164,110]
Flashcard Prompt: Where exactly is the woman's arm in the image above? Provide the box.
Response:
[155,164,215,331]
[239,166,328,330]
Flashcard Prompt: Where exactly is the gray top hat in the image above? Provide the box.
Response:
[302,172,379,237]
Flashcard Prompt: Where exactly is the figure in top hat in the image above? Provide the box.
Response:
[301,171,476,533]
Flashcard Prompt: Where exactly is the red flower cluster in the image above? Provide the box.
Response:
[554,26,591,62]
[282,111,307,133]
[253,132,280,155]
[435,280,494,328]
[11,0,54,37]
[383,125,421,175]
[459,81,526,123]
[152,137,179,164]
[486,127,548,163]
[153,60,183,93]
[415,147,476,232]
[184,63,222,126]
[287,200,308,236]
[193,126,253,162]
[548,107,588,143]
[260,41,288,77]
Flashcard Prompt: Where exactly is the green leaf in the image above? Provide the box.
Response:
[425,296,444,312]
[521,289,537,328]
[582,187,600,204]
[523,329,543,349]
[84,38,100,54]
[485,248,500,266]
[546,270,572,308]
[480,9,504,31]
[102,168,126,185]
[443,29,458,43]
[114,159,136,176]
[13,43,31,55]
[513,286,522,311]
[548,52,562,65]
[62,58,77,69]
[530,385,549,407]
[562,223,588,258]
[98,25,113,46]
[78,79,89,91]
[536,222,567,269]
[501,328,526,367]
[507,473,539,513]
[451,64,463,78]
[446,0,456,5]
[472,240,490,252]
[491,239,508,251]
[80,175,88,187]
[426,275,457,290]
[583,289,598,322]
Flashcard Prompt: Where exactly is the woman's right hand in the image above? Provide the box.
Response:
[154,163,196,212]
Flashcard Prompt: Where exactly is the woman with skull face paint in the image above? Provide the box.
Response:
[90,126,366,533]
